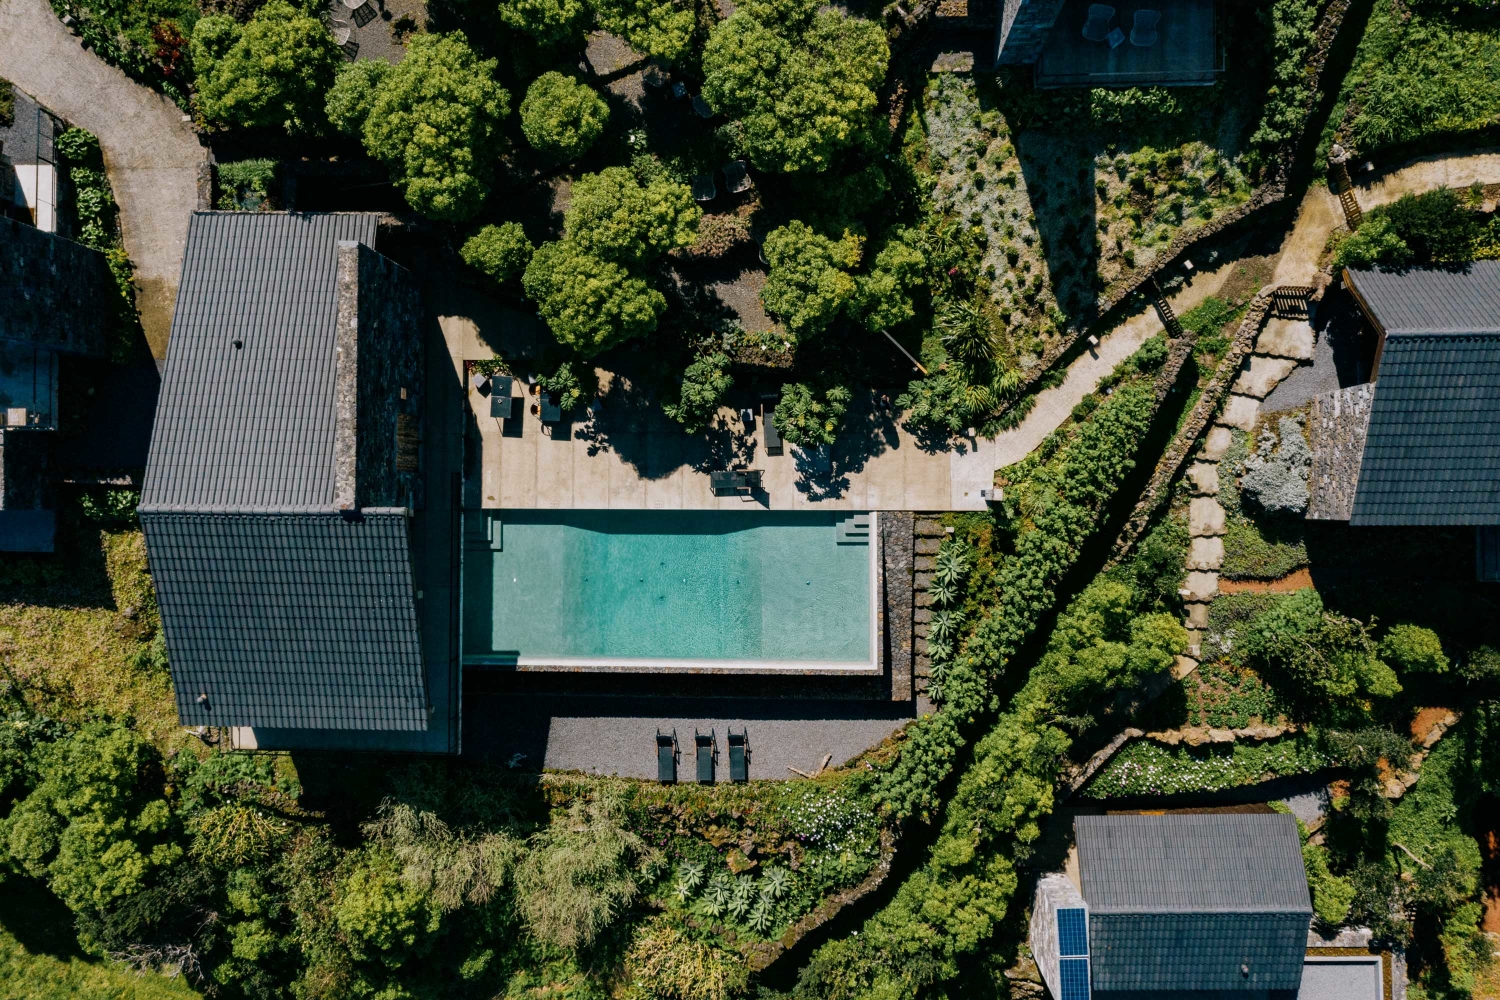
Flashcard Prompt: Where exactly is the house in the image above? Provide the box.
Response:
[1030,813,1313,1000]
[1306,263,1500,578]
[0,214,114,551]
[140,211,458,752]
[994,0,1223,88]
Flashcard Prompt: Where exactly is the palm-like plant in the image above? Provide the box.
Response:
[760,867,790,901]
[934,541,970,589]
[728,874,756,919]
[928,609,963,645]
[748,896,775,933]
[928,577,958,607]
[939,300,997,364]
[700,872,732,917]
[674,861,705,901]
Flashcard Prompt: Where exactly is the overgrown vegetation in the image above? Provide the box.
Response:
[1332,186,1500,271]
[1218,424,1311,580]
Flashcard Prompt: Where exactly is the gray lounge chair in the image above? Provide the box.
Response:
[1082,4,1115,42]
[695,729,715,784]
[728,729,749,782]
[657,729,678,783]
[761,395,783,456]
[1130,8,1160,46]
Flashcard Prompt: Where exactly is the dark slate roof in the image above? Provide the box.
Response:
[142,511,428,731]
[1077,814,1311,994]
[1347,261,1500,335]
[141,212,380,511]
[1089,911,1311,993]
[1349,334,1500,525]
[1077,813,1311,914]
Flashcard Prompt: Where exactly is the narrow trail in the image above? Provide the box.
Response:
[0,0,207,358]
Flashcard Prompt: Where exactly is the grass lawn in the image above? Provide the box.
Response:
[1322,0,1500,162]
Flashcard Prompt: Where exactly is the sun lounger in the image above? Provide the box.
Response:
[761,395,783,455]
[1082,4,1115,42]
[657,729,678,783]
[728,729,748,782]
[695,729,715,784]
[1130,8,1161,47]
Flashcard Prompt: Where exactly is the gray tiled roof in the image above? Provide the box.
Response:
[1077,814,1311,913]
[1350,334,1500,525]
[1347,261,1500,334]
[141,212,380,510]
[142,511,428,731]
[1077,814,1311,994]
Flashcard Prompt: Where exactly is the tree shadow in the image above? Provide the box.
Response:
[1011,129,1102,329]
[0,875,85,960]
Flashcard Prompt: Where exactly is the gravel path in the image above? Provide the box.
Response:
[0,0,207,358]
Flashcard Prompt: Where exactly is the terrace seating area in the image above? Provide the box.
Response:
[1035,0,1223,88]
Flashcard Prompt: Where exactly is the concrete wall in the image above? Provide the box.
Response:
[995,0,1067,66]
[0,215,110,356]
[332,240,425,511]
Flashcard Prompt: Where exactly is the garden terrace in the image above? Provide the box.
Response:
[1035,0,1224,89]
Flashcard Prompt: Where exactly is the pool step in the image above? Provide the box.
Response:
[464,513,502,551]
[836,513,871,545]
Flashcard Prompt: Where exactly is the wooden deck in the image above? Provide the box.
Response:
[1035,0,1222,88]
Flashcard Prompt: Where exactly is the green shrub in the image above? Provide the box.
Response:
[1084,734,1333,798]
[191,1,339,133]
[1334,189,1498,270]
[662,353,733,433]
[522,240,667,355]
[1302,836,1355,927]
[495,0,589,46]
[460,223,533,285]
[563,166,700,264]
[760,222,861,338]
[537,361,590,414]
[326,32,510,220]
[1379,624,1449,675]
[772,382,852,447]
[519,72,608,161]
[1240,589,1401,709]
[215,158,277,211]
[1246,0,1323,168]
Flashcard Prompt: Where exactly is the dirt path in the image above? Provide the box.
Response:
[0,0,207,358]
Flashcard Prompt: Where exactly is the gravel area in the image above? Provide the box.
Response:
[0,0,207,358]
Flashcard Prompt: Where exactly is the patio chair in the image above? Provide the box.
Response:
[331,20,352,45]
[727,729,749,783]
[489,374,514,419]
[692,95,715,119]
[723,160,753,194]
[742,470,764,491]
[761,394,783,456]
[1130,8,1161,47]
[1081,4,1115,42]
[657,729,678,784]
[692,174,717,202]
[695,729,716,784]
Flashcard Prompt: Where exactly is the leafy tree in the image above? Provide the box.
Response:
[333,848,442,966]
[593,0,696,62]
[514,795,660,952]
[1241,589,1400,708]
[523,241,667,355]
[461,222,534,285]
[662,352,733,432]
[1331,215,1411,271]
[191,0,339,133]
[327,32,510,220]
[324,57,391,135]
[772,381,852,447]
[701,0,889,173]
[1379,624,1449,675]
[564,166,700,263]
[760,222,861,337]
[852,227,927,331]
[1333,189,1493,270]
[520,72,609,160]
[496,0,590,46]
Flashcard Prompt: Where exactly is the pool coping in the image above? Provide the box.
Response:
[459,511,883,675]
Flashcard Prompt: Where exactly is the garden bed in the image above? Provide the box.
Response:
[1081,733,1334,799]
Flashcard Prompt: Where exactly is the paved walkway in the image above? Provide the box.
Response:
[0,0,206,357]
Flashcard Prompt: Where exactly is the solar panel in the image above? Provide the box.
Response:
[1057,908,1088,957]
[1059,958,1090,1000]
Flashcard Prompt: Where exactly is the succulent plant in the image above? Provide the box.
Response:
[674,861,705,901]
[760,866,790,901]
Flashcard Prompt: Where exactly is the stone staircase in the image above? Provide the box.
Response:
[836,513,872,545]
[910,517,948,697]
[465,511,501,551]
[1149,282,1187,339]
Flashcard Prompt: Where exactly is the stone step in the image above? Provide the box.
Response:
[836,513,871,544]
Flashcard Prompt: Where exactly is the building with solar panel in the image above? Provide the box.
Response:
[1029,813,1313,1000]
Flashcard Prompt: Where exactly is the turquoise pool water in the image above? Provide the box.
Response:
[462,510,874,665]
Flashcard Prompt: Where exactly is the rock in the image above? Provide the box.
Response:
[1189,497,1226,536]
[1185,570,1219,601]
[915,537,942,555]
[914,555,936,571]
[1188,535,1224,571]
[913,608,932,624]
[1185,601,1211,628]
[1232,356,1300,399]
[914,519,945,537]
[1187,462,1219,495]
[1200,425,1235,460]
[583,31,645,76]
[1181,727,1210,747]
[1256,318,1316,360]
[1206,727,1235,743]
[726,848,757,873]
[1172,655,1199,680]
[1218,394,1261,431]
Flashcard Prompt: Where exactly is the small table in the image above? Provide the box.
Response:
[1106,26,1126,48]
[538,390,563,424]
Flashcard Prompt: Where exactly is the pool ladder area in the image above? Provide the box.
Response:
[835,513,871,545]
[465,512,502,551]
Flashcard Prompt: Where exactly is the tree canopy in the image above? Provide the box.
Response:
[773,381,852,446]
[593,0,697,63]
[760,221,861,337]
[662,352,734,432]
[461,223,534,285]
[522,241,667,355]
[326,32,510,221]
[701,0,889,173]
[191,0,339,133]
[520,72,610,161]
[563,166,701,263]
[496,0,590,46]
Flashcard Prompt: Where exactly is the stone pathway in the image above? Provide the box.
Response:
[0,0,207,358]
[1179,149,1500,663]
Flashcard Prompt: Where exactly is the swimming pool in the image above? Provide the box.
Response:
[461,510,877,670]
